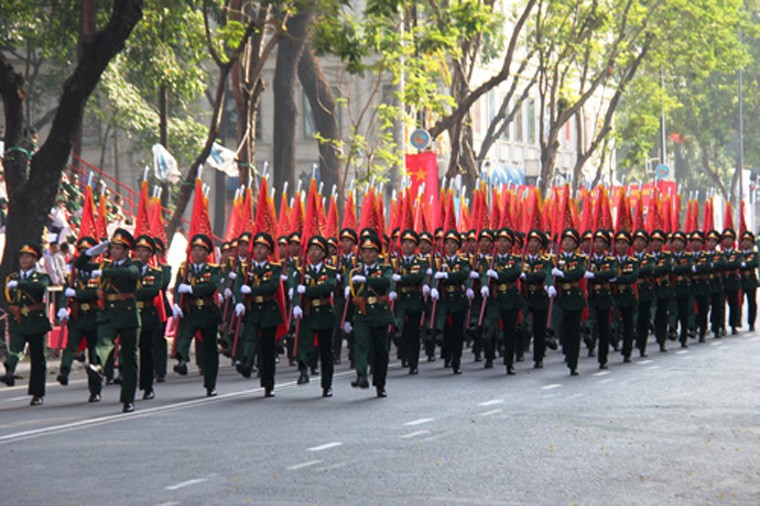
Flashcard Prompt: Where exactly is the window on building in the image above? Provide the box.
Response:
[514,100,524,143]
[331,86,343,134]
[527,98,536,145]
[304,92,316,140]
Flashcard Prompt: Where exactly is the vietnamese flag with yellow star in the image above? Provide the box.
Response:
[405,152,439,220]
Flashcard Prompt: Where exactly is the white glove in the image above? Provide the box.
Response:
[85,241,109,257]
[422,285,431,296]
[466,288,474,300]
[57,308,69,321]
[426,268,433,276]
[217,292,223,305]
[64,288,76,297]
[172,304,183,319]
[481,286,490,297]
[280,274,289,282]
[584,271,595,280]
[235,303,245,317]
[223,287,233,299]
[520,272,526,280]
[91,270,102,277]
[434,271,448,280]
[430,288,440,300]
[178,283,193,294]
[691,265,698,273]
[343,322,352,334]
[546,285,557,298]
[336,274,342,283]
[741,262,747,268]
[344,286,351,298]
[551,267,564,278]
[392,273,402,282]
[388,291,397,301]
[352,275,367,283]
[292,305,303,319]
[487,269,498,279]
[288,287,294,300]
[6,280,17,289]
[240,285,252,295]
[610,277,618,283]
[297,284,306,294]
[469,271,480,279]
[227,271,237,280]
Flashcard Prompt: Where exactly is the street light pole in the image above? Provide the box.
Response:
[738,28,745,218]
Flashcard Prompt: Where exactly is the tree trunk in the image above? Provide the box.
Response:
[0,0,142,281]
[272,11,313,198]
[298,42,339,198]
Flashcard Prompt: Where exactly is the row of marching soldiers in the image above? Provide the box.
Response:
[3,222,757,409]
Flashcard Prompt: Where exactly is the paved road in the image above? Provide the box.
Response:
[1,331,759,505]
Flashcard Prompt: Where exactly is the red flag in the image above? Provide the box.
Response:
[325,193,339,239]
[599,187,613,230]
[739,200,748,237]
[290,191,304,235]
[301,178,322,255]
[578,187,592,233]
[490,188,502,231]
[443,190,457,232]
[342,191,357,231]
[276,190,290,238]
[149,196,168,249]
[374,191,386,239]
[133,179,152,238]
[405,152,438,216]
[188,178,214,260]
[702,197,714,233]
[96,193,108,240]
[723,200,734,231]
[615,190,632,233]
[241,186,254,235]
[224,191,242,241]
[359,187,376,232]
[77,185,98,243]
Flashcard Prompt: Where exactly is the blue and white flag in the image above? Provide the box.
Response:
[207,143,239,177]
[152,144,181,183]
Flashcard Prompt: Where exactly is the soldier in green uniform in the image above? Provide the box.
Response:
[2,242,52,406]
[56,236,102,401]
[521,229,555,369]
[153,237,173,383]
[669,231,693,348]
[79,229,141,413]
[552,228,587,375]
[705,230,726,339]
[218,241,236,357]
[347,234,395,396]
[690,231,712,342]
[632,229,655,356]
[284,232,302,366]
[133,235,163,400]
[234,232,284,397]
[332,228,358,365]
[584,230,617,368]
[389,229,429,375]
[739,231,758,331]
[471,229,494,366]
[481,228,522,375]
[418,231,438,362]
[612,231,639,362]
[171,234,223,398]
[291,235,336,396]
[431,230,472,374]
[650,230,672,352]
[721,228,742,334]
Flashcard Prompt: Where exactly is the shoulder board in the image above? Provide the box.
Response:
[540,254,551,261]
[269,261,282,267]
[576,252,587,259]
[457,254,469,260]
[325,264,339,271]
[207,263,219,268]
[606,256,616,261]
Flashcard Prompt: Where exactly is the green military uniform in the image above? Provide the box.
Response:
[586,249,617,367]
[722,234,742,333]
[421,251,440,361]
[553,229,587,375]
[347,240,394,395]
[333,249,358,365]
[234,253,283,395]
[136,259,162,398]
[650,232,673,351]
[469,251,490,363]
[481,247,522,374]
[391,249,429,374]
[690,240,712,342]
[521,245,554,367]
[612,249,639,361]
[173,250,223,396]
[739,239,758,331]
[669,239,693,347]
[434,238,472,374]
[57,248,102,399]
[153,260,173,381]
[218,254,239,356]
[633,245,655,355]
[3,245,52,404]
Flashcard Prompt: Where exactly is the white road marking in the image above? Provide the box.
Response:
[566,393,583,400]
[155,502,181,506]
[314,461,348,472]
[307,442,343,452]
[286,460,323,471]
[637,360,653,365]
[478,409,503,417]
[597,378,616,384]
[541,384,562,390]
[477,399,504,407]
[405,417,434,426]
[710,341,724,346]
[400,430,430,439]
[4,395,30,402]
[646,366,660,371]
[675,350,689,354]
[592,371,610,377]
[747,336,759,342]
[165,478,208,491]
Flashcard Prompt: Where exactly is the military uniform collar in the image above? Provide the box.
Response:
[528,253,538,261]
[742,249,752,254]
[403,255,415,263]
[593,253,605,261]
[253,260,268,269]
[364,262,377,271]
[310,262,323,271]
[617,255,628,263]
[19,268,35,278]
[192,262,205,271]
[496,252,508,260]
[446,255,457,263]
[342,252,354,260]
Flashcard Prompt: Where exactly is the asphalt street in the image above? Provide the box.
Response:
[1,330,759,505]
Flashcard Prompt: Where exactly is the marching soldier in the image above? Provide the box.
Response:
[389,229,429,375]
[418,231,438,362]
[153,238,173,383]
[218,240,237,357]
[133,235,163,400]
[291,235,336,396]
[721,228,742,335]
[284,232,302,366]
[234,232,284,397]
[584,230,617,369]
[632,229,655,356]
[471,229,494,365]
[739,231,758,332]
[650,230,672,352]
[333,227,358,365]
[612,231,639,362]
[690,231,712,342]
[56,237,102,402]
[551,228,587,376]
[705,230,726,339]
[670,231,693,348]
[431,230,472,374]
[481,228,522,375]
[79,229,141,413]
[171,234,223,397]
[2,242,52,406]
[347,234,395,396]
[521,229,555,369]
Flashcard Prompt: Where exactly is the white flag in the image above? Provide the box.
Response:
[152,144,181,184]
[207,143,239,177]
